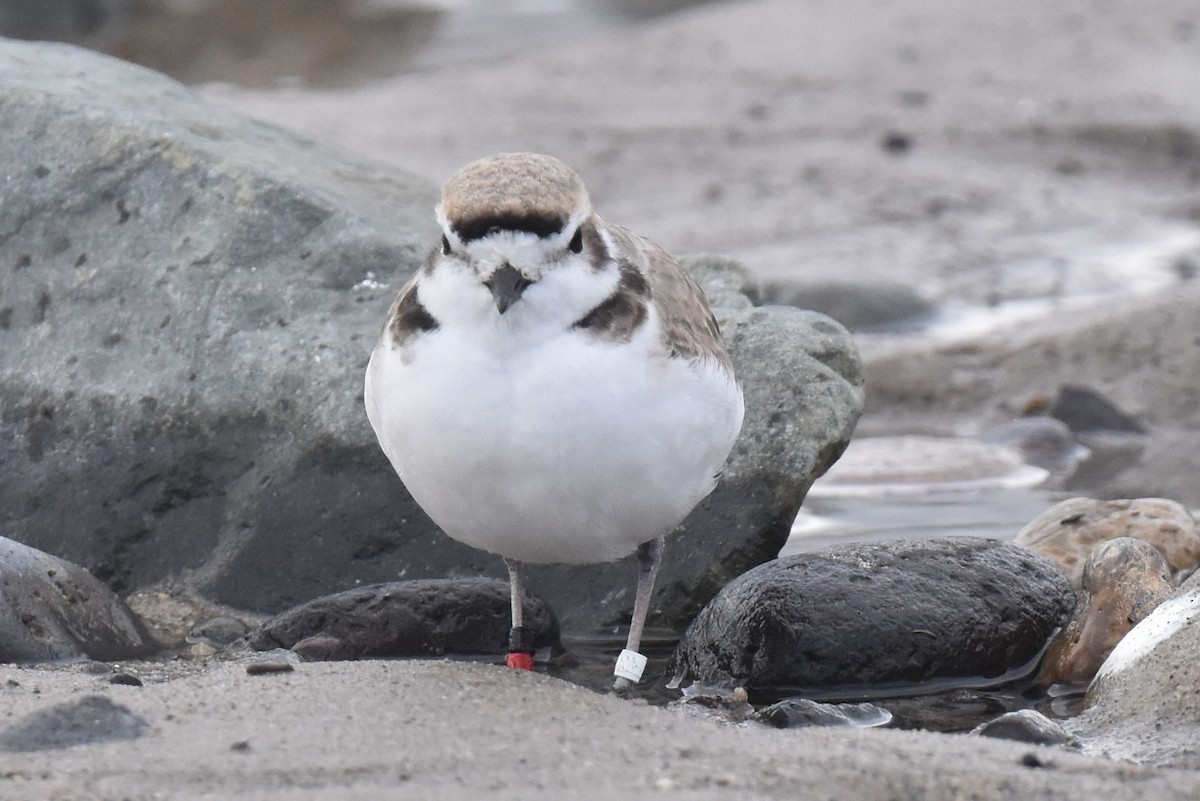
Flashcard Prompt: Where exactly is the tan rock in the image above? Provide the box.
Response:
[1038,537,1173,687]
[1015,497,1200,588]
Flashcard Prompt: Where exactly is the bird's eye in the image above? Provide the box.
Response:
[568,228,584,254]
[441,235,453,256]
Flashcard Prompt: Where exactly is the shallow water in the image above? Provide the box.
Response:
[785,485,1067,556]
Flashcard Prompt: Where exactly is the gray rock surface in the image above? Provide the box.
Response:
[0,695,149,752]
[0,536,155,662]
[0,38,438,609]
[246,579,561,659]
[972,710,1080,748]
[0,39,861,639]
[1068,570,1200,768]
[669,538,1075,695]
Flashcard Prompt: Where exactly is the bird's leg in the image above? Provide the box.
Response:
[614,536,665,690]
[504,558,535,670]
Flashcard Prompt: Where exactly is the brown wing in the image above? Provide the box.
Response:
[604,223,733,370]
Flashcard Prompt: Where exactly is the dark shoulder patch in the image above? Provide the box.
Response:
[452,210,566,242]
[582,222,609,271]
[572,261,650,342]
[387,281,438,346]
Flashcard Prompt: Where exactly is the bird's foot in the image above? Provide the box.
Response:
[506,626,536,671]
[505,652,535,671]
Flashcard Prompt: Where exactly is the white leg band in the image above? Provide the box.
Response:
[614,649,647,682]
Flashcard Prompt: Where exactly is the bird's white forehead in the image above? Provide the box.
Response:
[464,230,560,269]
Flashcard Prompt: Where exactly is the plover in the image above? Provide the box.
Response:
[364,153,744,688]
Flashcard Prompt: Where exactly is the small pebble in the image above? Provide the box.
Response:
[109,673,144,687]
[245,661,294,676]
[230,740,251,752]
[291,634,346,662]
[185,642,218,659]
[971,709,1078,747]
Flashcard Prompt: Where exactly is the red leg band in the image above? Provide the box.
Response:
[506,652,535,671]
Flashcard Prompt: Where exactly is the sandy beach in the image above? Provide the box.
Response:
[1,658,1195,800]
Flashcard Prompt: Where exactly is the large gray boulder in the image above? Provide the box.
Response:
[0,37,437,605]
[0,40,862,638]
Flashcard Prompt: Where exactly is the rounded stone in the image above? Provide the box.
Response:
[0,535,156,663]
[669,537,1075,695]
[1038,537,1174,686]
[0,695,149,752]
[1015,497,1200,588]
[1068,573,1200,767]
[246,579,560,659]
[971,709,1079,747]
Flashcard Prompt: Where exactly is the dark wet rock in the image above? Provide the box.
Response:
[1039,537,1173,687]
[1051,385,1145,434]
[972,710,1080,747]
[0,41,860,638]
[669,538,1074,696]
[109,673,144,687]
[0,695,149,752]
[1015,497,1200,588]
[246,579,561,659]
[755,698,892,729]
[0,536,156,662]
[762,279,933,333]
[1067,573,1200,767]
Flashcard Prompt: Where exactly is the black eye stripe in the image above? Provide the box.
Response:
[568,228,584,253]
[452,211,566,242]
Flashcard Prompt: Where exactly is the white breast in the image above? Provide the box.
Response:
[365,300,743,565]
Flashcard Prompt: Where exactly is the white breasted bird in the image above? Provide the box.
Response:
[364,153,744,688]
